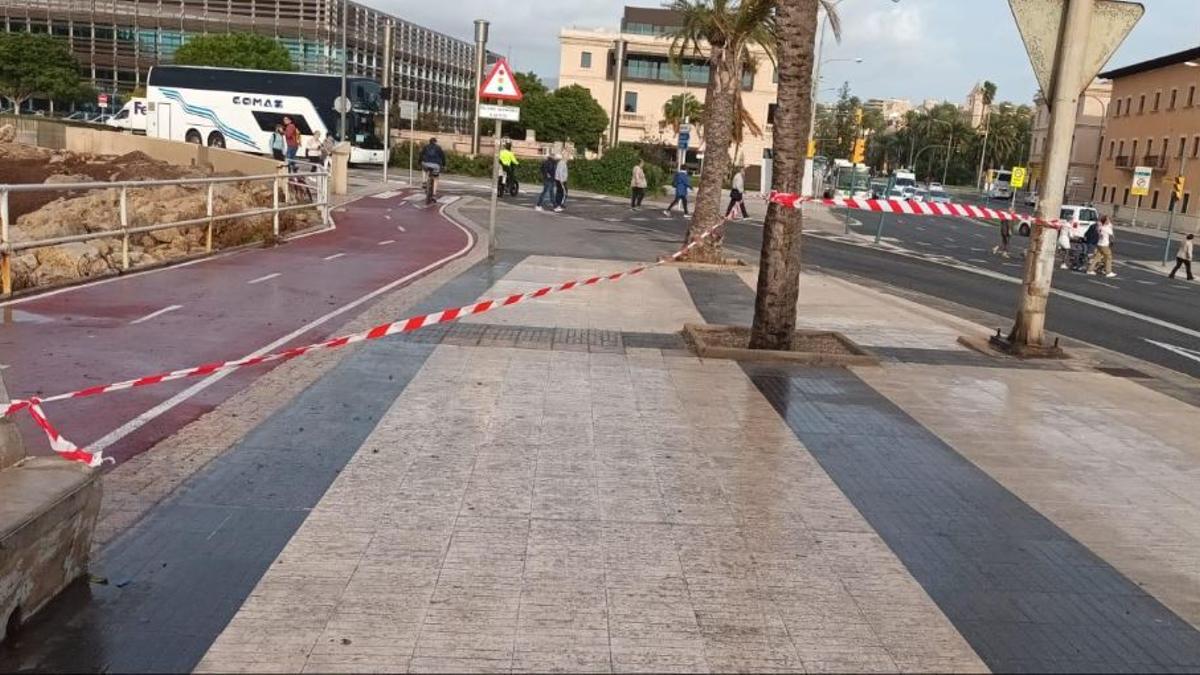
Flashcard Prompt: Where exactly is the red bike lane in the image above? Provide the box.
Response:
[0,190,474,464]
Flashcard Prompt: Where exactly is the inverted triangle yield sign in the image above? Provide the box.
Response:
[480,58,523,102]
[1009,0,1143,101]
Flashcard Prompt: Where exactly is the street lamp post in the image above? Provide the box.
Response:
[339,0,349,142]
[471,20,490,156]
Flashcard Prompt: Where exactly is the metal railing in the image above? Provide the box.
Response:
[0,164,330,296]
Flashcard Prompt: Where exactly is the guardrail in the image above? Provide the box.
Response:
[0,163,330,296]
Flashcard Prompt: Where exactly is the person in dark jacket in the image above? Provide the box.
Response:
[663,169,691,217]
[535,154,559,211]
[419,138,446,203]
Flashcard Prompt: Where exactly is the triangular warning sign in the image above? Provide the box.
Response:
[480,58,523,102]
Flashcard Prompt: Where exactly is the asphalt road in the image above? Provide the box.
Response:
[447,177,1199,379]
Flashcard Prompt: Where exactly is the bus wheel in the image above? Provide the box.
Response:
[185,129,202,144]
[207,131,226,149]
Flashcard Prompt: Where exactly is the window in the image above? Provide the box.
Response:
[1194,136,1200,158]
[1125,96,1132,114]
[1100,186,1108,202]
[1114,99,1121,116]
[1162,137,1169,164]
[622,90,637,113]
[1189,86,1196,107]
[1153,91,1160,111]
[1183,193,1192,214]
[1108,140,1115,158]
[1147,138,1154,157]
[580,51,591,69]
[767,103,777,125]
[1170,89,1178,109]
[1180,136,1187,158]
[1131,139,1138,160]
[1151,189,1160,210]
[1123,187,1129,205]
[1118,139,1125,158]
[1138,94,1145,113]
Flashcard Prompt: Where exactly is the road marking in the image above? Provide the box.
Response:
[1145,339,1200,365]
[809,233,1200,341]
[130,304,182,325]
[384,214,391,220]
[378,239,396,246]
[1090,280,1119,289]
[247,272,281,285]
[1136,279,1155,285]
[371,190,402,199]
[323,252,346,261]
[969,258,988,264]
[89,200,479,456]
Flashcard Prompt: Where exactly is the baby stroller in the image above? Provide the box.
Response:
[1066,240,1090,271]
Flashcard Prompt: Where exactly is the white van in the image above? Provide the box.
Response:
[105,99,148,133]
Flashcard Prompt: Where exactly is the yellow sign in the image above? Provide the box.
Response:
[807,139,816,159]
[1011,166,1027,189]
[851,138,866,164]
[1131,166,1153,197]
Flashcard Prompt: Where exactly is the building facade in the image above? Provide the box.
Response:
[1094,46,1200,232]
[558,6,777,181]
[0,0,478,130]
[864,97,911,128]
[1028,78,1111,204]
[962,83,988,129]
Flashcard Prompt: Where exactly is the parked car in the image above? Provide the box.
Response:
[1018,204,1098,237]
[1023,191,1038,206]
[928,188,952,204]
[910,189,929,203]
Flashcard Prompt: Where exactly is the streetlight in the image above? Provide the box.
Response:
[913,144,947,179]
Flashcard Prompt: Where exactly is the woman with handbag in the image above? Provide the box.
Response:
[725,168,748,220]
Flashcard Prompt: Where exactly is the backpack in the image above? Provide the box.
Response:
[1084,223,1099,245]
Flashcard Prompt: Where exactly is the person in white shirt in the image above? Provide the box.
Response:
[1091,216,1116,278]
[1169,233,1194,281]
[725,168,748,219]
[1056,223,1073,270]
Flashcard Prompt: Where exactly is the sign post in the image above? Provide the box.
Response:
[478,58,524,259]
[1010,166,1027,211]
[1162,158,1187,265]
[398,100,418,186]
[1131,165,1151,227]
[677,123,690,170]
[97,93,109,110]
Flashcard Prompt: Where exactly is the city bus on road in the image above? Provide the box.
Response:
[144,65,386,164]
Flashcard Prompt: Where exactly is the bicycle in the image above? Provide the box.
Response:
[422,163,441,205]
[497,166,519,197]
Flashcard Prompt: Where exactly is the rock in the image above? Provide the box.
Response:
[43,174,94,185]
[0,124,14,143]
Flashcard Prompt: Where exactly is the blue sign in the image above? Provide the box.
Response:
[678,132,690,150]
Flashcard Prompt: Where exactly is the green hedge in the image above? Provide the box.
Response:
[389,142,664,197]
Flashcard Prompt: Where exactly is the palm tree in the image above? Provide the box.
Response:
[661,93,705,136]
[748,0,837,349]
[666,0,777,262]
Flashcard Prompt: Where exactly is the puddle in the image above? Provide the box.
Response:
[1,308,54,325]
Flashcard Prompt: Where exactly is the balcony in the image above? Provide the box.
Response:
[1143,155,1165,168]
[1114,155,1132,168]
[619,112,647,128]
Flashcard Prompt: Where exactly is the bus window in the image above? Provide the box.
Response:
[251,111,315,135]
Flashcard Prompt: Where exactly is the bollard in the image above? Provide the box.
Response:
[1,189,10,296]
[120,186,130,270]
[205,183,215,253]
[272,176,280,237]
[874,210,885,245]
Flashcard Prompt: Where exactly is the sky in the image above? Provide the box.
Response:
[369,0,1200,108]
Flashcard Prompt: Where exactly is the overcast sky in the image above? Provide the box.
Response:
[369,0,1200,107]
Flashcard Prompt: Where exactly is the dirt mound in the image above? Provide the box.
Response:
[1,140,318,292]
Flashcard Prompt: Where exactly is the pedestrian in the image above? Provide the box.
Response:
[270,123,286,162]
[535,153,558,212]
[992,219,1012,257]
[725,167,748,220]
[1056,223,1072,269]
[498,142,519,196]
[1168,233,1194,281]
[304,130,325,169]
[1091,215,1116,277]
[1082,219,1100,270]
[663,169,691,217]
[319,133,335,168]
[282,115,301,171]
[554,154,569,211]
[630,159,647,209]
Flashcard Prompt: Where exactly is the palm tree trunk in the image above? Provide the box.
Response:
[749,0,817,349]
[685,45,741,263]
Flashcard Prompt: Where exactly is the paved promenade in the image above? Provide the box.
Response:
[2,191,1198,673]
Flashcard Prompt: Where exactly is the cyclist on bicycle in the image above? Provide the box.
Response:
[498,142,519,197]
[420,137,446,204]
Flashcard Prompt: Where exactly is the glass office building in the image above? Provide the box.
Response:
[0,0,477,130]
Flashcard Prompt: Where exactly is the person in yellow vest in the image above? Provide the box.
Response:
[498,142,519,197]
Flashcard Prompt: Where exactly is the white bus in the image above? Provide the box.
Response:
[145,65,386,164]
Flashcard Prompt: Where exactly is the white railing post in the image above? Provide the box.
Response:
[1,188,10,296]
[119,186,130,270]
[205,182,215,253]
[321,170,331,227]
[272,175,280,237]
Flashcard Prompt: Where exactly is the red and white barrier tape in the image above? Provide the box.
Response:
[767,191,1065,229]
[1,226,724,466]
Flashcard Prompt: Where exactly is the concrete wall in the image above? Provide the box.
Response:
[0,375,23,471]
[2,115,279,175]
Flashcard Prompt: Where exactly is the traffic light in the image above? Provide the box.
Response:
[851,138,866,164]
[807,139,816,159]
[1173,175,1186,202]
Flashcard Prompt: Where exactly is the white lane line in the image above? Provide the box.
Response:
[397,225,407,232]
[323,252,346,261]
[130,304,182,325]
[371,190,402,199]
[1146,338,1200,364]
[89,200,478,455]
[1136,279,1155,285]
[1090,280,1119,289]
[247,272,281,285]
[378,239,396,246]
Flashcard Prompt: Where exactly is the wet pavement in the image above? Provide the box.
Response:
[3,188,1200,673]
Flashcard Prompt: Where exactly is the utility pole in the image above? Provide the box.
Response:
[381,21,394,183]
[339,0,349,143]
[608,39,626,150]
[1007,0,1092,352]
[471,20,490,156]
[942,126,954,186]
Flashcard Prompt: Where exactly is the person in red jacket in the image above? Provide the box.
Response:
[282,116,301,171]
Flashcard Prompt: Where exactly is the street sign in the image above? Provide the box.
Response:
[480,103,520,122]
[97,93,109,109]
[678,132,690,150]
[679,123,691,135]
[1011,166,1027,188]
[1009,0,1143,103]
[333,96,351,114]
[1131,165,1152,196]
[479,58,523,102]
[398,100,418,120]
